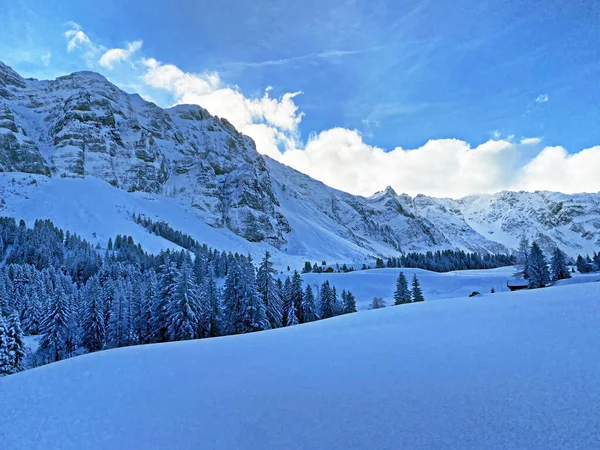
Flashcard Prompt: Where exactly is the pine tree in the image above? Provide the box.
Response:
[152,260,179,342]
[491,287,495,293]
[38,292,72,363]
[301,284,318,322]
[285,301,299,326]
[6,311,25,373]
[576,255,592,274]
[319,281,335,319]
[341,290,357,314]
[394,272,412,305]
[411,274,425,302]
[0,316,11,376]
[256,251,283,329]
[22,289,43,335]
[200,267,222,337]
[167,262,202,341]
[550,247,571,282]
[107,281,131,348]
[528,241,550,289]
[290,271,304,323]
[80,276,105,352]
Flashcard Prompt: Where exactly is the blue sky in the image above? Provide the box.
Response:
[1,0,599,197]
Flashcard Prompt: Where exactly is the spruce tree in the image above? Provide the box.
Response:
[256,251,283,329]
[0,316,11,376]
[166,262,202,341]
[394,272,412,305]
[200,266,222,337]
[6,311,25,373]
[301,284,318,322]
[528,242,551,289]
[290,271,304,323]
[80,276,105,352]
[550,247,571,282]
[38,292,72,363]
[341,290,357,314]
[285,301,299,326]
[576,255,592,274]
[411,274,425,302]
[319,281,335,319]
[152,260,179,342]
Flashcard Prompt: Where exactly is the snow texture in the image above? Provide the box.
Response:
[1,279,599,449]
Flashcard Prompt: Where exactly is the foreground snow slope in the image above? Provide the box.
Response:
[1,282,599,449]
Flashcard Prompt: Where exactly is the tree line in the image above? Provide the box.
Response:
[0,217,357,376]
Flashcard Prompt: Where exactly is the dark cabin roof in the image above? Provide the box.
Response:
[507,279,529,288]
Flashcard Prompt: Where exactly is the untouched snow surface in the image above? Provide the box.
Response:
[1,281,600,449]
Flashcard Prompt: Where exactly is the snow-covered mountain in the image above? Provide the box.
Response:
[1,61,599,261]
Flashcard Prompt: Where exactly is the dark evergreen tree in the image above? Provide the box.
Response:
[319,281,335,319]
[550,247,571,282]
[256,252,283,329]
[6,311,25,373]
[38,292,72,362]
[166,262,202,341]
[576,255,593,274]
[528,242,551,289]
[80,276,105,352]
[411,275,425,302]
[290,271,304,323]
[394,272,411,305]
[302,284,318,322]
[341,290,357,314]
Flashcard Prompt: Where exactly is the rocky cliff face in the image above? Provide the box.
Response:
[0,62,289,247]
[1,62,598,258]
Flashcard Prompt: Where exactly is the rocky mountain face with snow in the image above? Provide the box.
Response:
[1,62,599,258]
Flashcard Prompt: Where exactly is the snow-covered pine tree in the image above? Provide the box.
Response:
[256,251,283,329]
[0,315,11,376]
[6,311,25,373]
[394,272,411,305]
[290,271,304,323]
[199,265,222,337]
[411,274,425,302]
[550,247,571,282]
[528,241,551,289]
[301,284,318,322]
[152,260,179,342]
[341,290,357,314]
[239,256,269,333]
[80,275,105,352]
[285,300,299,326]
[107,280,131,348]
[166,262,202,341]
[38,292,72,363]
[319,281,335,319]
[22,289,43,335]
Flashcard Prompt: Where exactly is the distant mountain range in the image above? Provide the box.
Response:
[1,61,599,261]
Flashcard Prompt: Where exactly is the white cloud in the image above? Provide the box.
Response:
[520,137,542,145]
[516,146,600,193]
[535,93,549,103]
[64,22,92,52]
[142,58,303,158]
[99,40,143,69]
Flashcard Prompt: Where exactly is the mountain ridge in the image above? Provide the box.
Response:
[1,62,599,259]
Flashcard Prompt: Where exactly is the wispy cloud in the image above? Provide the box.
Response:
[520,137,542,145]
[99,41,143,69]
[220,46,384,70]
[535,93,549,103]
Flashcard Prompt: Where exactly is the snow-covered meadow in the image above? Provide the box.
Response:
[1,279,599,449]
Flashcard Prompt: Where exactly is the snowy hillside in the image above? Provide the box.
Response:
[1,281,599,449]
[2,61,600,261]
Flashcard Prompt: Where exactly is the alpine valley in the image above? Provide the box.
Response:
[1,61,599,265]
